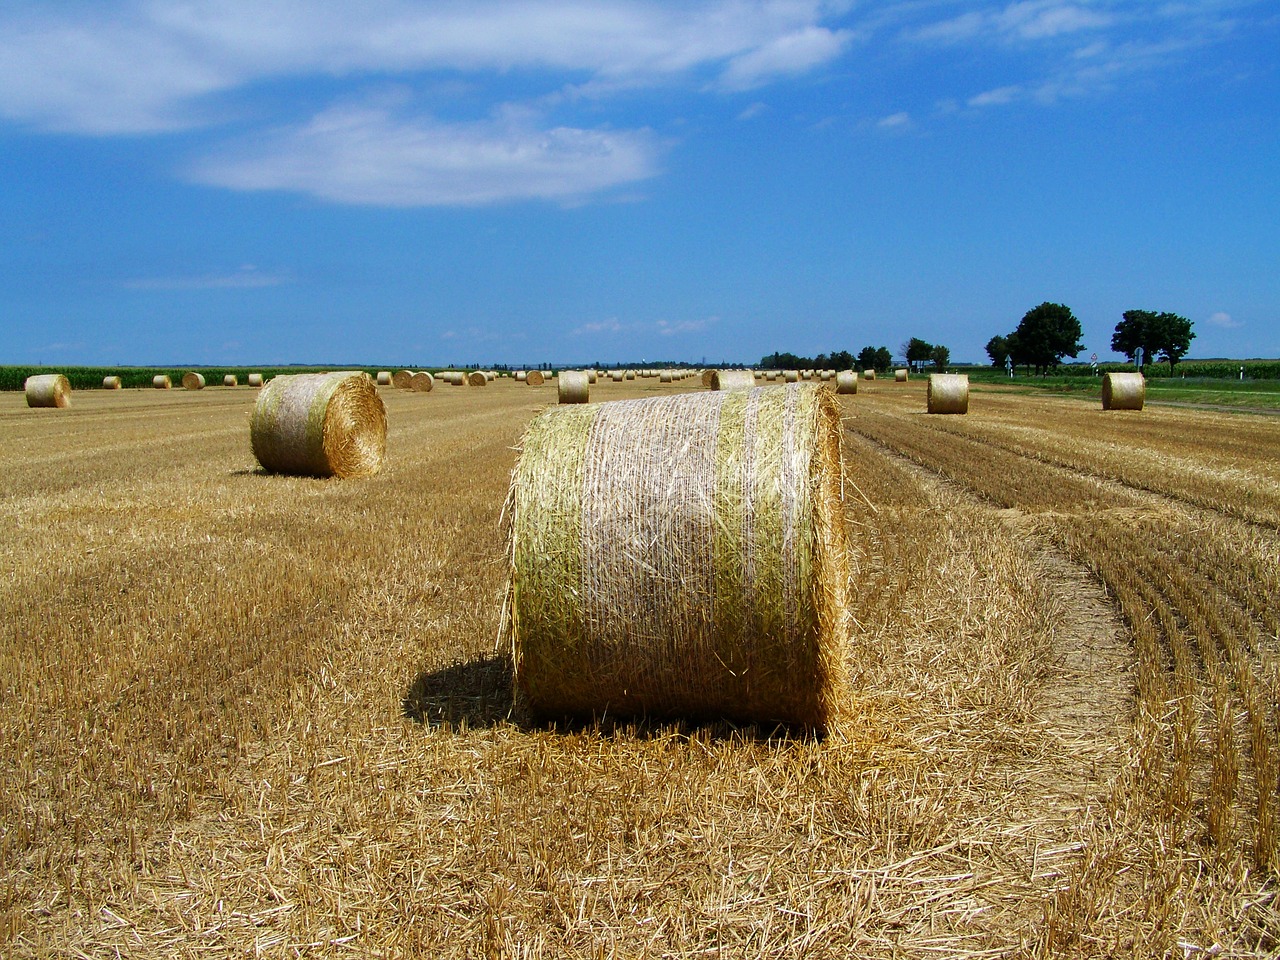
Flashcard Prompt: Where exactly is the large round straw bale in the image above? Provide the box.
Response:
[894,368,908,383]
[835,371,858,395]
[1102,371,1145,411]
[223,374,239,387]
[862,369,875,381]
[25,374,71,408]
[153,374,172,389]
[710,369,757,392]
[392,370,413,389]
[182,371,206,390]
[409,371,435,392]
[102,376,122,390]
[526,369,545,386]
[467,371,488,387]
[558,370,590,404]
[250,371,387,479]
[507,383,850,731]
[927,373,969,414]
[376,371,392,386]
[783,370,799,383]
[247,373,263,387]
[700,369,715,388]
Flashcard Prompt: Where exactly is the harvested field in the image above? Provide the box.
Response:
[1,377,1278,957]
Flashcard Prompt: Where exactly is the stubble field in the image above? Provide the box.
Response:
[2,376,1278,957]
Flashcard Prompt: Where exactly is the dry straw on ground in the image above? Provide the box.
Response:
[223,374,239,387]
[557,371,590,404]
[710,369,757,392]
[505,383,851,732]
[835,370,858,395]
[927,373,969,414]
[376,371,392,386]
[1102,371,1145,410]
[24,374,71,408]
[409,371,434,393]
[246,373,263,387]
[249,371,387,479]
[102,376,122,390]
[894,368,908,383]
[526,370,545,386]
[153,374,172,389]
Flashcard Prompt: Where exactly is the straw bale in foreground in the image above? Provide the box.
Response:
[835,370,858,395]
[558,370,590,404]
[409,371,434,393]
[1102,371,1145,411]
[25,374,71,408]
[711,369,757,391]
[927,373,969,414]
[506,383,850,732]
[153,375,172,389]
[102,376,122,390]
[526,370,545,386]
[250,371,387,479]
[223,374,239,387]
[182,371,206,390]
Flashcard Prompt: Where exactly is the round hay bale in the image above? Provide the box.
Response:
[25,374,71,408]
[835,370,858,395]
[182,371,206,390]
[250,371,387,479]
[1102,372,1145,411]
[610,370,624,382]
[392,370,413,389]
[376,371,392,386]
[587,370,598,384]
[894,368,908,383]
[782,370,799,383]
[526,369,546,386]
[409,371,435,393]
[660,370,673,383]
[700,369,715,388]
[927,373,969,414]
[710,369,757,392]
[862,369,875,381]
[506,383,850,732]
[515,370,527,382]
[466,371,488,387]
[102,376,122,390]
[247,373,264,387]
[153,374,172,389]
[558,370,590,404]
[448,372,465,386]
[223,374,239,387]
[625,370,636,380]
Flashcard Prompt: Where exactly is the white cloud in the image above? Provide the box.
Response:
[123,266,291,290]
[877,110,911,128]
[908,2,1112,45]
[187,104,662,206]
[1207,311,1243,329]
[719,26,854,90]
[573,315,715,337]
[968,85,1022,107]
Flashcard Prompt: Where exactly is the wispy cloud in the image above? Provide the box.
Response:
[574,315,716,337]
[123,266,291,290]
[968,85,1023,107]
[1207,311,1243,329]
[877,110,912,129]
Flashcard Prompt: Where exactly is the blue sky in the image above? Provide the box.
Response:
[2,0,1277,367]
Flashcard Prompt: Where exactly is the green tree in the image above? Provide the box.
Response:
[930,344,950,371]
[856,346,878,371]
[1014,302,1083,375]
[830,350,854,370]
[985,335,1010,368]
[1114,310,1195,371]
[873,346,892,372]
[903,337,933,371]
[1155,313,1195,370]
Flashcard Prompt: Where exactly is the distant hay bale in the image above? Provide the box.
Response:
[1102,372,1145,411]
[927,374,969,414]
[247,373,263,387]
[467,371,488,387]
[223,374,239,387]
[558,370,590,404]
[710,370,757,392]
[182,372,206,390]
[392,370,413,389]
[102,376,122,390]
[449,372,466,386]
[611,370,625,382]
[894,368,908,383]
[25,374,71,408]
[625,370,636,380]
[376,371,392,386]
[250,371,387,479]
[862,370,875,381]
[506,383,850,732]
[587,370,598,384]
[783,370,799,383]
[835,371,858,395]
[660,370,673,383]
[515,370,527,382]
[526,370,545,386]
[409,371,435,392]
[700,369,715,388]
[153,374,172,389]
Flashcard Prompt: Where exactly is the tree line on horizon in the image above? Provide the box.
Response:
[759,339,951,374]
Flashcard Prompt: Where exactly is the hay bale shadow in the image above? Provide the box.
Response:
[402,655,514,729]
